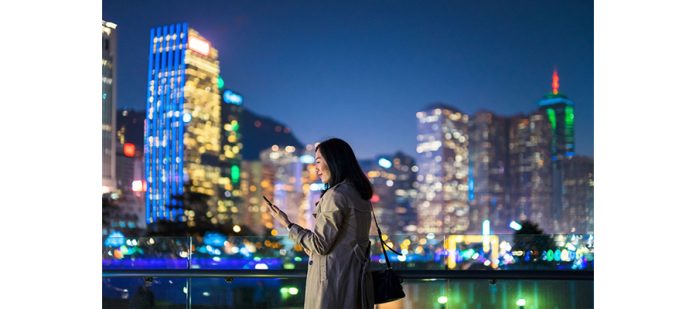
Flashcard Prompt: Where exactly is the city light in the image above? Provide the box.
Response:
[132,180,145,192]
[189,36,210,56]
[509,221,522,230]
[223,90,243,105]
[123,143,135,157]
[378,158,392,169]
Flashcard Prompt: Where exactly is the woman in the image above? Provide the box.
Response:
[264,138,375,309]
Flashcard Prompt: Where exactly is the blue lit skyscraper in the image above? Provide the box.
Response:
[144,23,222,224]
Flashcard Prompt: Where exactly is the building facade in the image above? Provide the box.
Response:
[217,86,244,226]
[415,104,471,234]
[537,69,576,232]
[508,112,553,232]
[468,111,511,233]
[365,152,418,235]
[144,23,222,224]
[562,156,594,233]
[102,21,118,193]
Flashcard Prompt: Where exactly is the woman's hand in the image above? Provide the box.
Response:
[265,200,291,228]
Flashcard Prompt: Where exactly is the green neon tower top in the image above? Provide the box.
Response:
[538,69,575,160]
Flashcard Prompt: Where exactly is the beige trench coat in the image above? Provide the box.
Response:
[289,180,375,309]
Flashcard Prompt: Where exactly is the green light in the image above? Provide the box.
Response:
[546,108,556,130]
[280,287,288,294]
[517,298,526,306]
[217,76,224,89]
[437,296,448,304]
[288,287,299,295]
[565,106,574,124]
[546,250,554,261]
[283,263,296,270]
[231,165,240,183]
[231,122,239,132]
[462,248,475,260]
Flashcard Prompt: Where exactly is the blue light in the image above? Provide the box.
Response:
[203,232,227,247]
[378,158,392,169]
[223,90,243,105]
[145,23,188,223]
[105,231,125,248]
[509,221,522,231]
[300,154,314,164]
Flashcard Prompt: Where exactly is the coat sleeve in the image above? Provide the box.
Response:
[289,190,346,255]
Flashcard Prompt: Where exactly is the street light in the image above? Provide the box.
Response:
[516,298,526,308]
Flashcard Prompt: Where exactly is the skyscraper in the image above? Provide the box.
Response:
[260,145,322,234]
[217,85,244,225]
[538,69,576,231]
[468,111,511,233]
[562,156,594,233]
[508,112,553,232]
[102,21,118,193]
[365,152,418,235]
[415,104,471,234]
[144,23,222,224]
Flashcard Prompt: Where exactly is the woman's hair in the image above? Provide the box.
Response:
[316,138,373,200]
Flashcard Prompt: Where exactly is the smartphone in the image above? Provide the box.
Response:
[262,195,273,206]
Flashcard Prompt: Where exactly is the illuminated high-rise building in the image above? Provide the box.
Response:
[508,112,553,232]
[415,104,471,234]
[239,160,266,235]
[365,152,418,235]
[115,109,147,232]
[102,21,118,193]
[260,145,322,234]
[144,23,222,224]
[562,156,594,233]
[538,69,576,231]
[468,111,510,233]
[217,83,244,225]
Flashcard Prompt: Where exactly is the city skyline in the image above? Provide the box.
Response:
[103,0,594,160]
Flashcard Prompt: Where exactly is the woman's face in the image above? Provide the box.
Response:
[315,148,331,184]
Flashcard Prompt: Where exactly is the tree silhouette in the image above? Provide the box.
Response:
[512,221,555,265]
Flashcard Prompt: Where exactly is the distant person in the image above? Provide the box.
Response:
[264,138,375,308]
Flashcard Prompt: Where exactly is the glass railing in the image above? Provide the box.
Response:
[103,233,594,271]
[103,234,593,308]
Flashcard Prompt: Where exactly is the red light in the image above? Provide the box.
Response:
[552,69,560,95]
[124,143,135,157]
[370,194,380,203]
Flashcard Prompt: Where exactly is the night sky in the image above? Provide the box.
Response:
[103,0,593,160]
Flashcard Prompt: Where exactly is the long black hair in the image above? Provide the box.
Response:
[316,138,373,200]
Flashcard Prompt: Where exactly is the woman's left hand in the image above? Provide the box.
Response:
[265,200,291,228]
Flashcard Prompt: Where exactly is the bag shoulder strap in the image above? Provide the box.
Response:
[370,203,402,270]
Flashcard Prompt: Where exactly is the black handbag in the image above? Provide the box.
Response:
[370,208,406,304]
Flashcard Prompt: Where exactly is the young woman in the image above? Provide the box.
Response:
[264,138,375,308]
